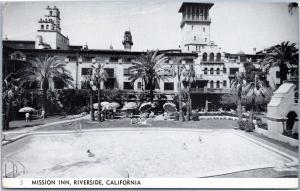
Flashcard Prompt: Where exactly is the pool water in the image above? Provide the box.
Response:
[2,128,295,178]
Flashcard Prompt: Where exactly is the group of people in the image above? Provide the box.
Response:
[25,110,45,123]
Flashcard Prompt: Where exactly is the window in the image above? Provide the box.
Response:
[138,82,142,90]
[210,81,214,88]
[194,36,196,41]
[223,67,227,74]
[223,80,227,87]
[295,92,298,103]
[216,68,220,75]
[164,82,174,91]
[205,37,207,42]
[104,68,114,78]
[276,71,280,78]
[191,25,194,30]
[123,82,133,90]
[187,46,189,51]
[46,25,49,30]
[230,68,239,75]
[41,25,44,30]
[50,10,52,16]
[210,68,214,74]
[204,68,208,74]
[202,52,207,61]
[203,27,205,32]
[209,53,214,61]
[54,77,64,89]
[81,68,92,75]
[124,68,131,76]
[216,53,221,61]
[81,81,89,89]
[216,81,220,88]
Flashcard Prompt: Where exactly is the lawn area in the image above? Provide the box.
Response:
[7,115,68,131]
[34,118,238,132]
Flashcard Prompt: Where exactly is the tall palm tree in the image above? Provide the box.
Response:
[128,50,170,102]
[182,63,196,121]
[3,73,20,130]
[170,57,186,122]
[83,69,95,121]
[230,72,246,123]
[261,41,298,85]
[92,58,108,122]
[19,55,74,114]
[243,74,272,123]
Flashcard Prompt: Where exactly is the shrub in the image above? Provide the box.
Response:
[191,113,200,121]
[238,120,255,132]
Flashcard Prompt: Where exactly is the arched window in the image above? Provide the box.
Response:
[46,25,49,30]
[194,36,196,41]
[41,25,44,30]
[216,68,220,75]
[223,67,227,74]
[204,68,208,74]
[216,53,221,61]
[210,68,214,74]
[210,81,214,88]
[295,92,298,103]
[202,52,207,61]
[216,81,220,88]
[50,10,52,16]
[209,53,214,61]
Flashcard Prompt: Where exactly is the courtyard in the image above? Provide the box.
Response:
[2,116,298,178]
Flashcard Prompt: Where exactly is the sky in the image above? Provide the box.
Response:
[2,0,299,54]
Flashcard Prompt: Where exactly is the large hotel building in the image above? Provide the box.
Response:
[3,3,279,110]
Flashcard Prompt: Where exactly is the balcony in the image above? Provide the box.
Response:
[180,17,211,27]
[190,88,231,94]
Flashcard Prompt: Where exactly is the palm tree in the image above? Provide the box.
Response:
[128,50,170,102]
[182,63,196,121]
[19,55,74,115]
[92,58,108,122]
[230,72,246,123]
[83,69,95,121]
[170,57,186,122]
[3,73,20,130]
[261,41,298,85]
[288,2,298,15]
[243,74,272,123]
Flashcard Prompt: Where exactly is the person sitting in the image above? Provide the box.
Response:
[87,149,95,157]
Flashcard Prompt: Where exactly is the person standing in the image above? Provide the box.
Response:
[25,112,30,123]
[41,110,45,120]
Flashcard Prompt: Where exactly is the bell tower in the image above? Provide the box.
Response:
[36,6,69,50]
[122,31,133,51]
[38,5,61,32]
[179,2,214,52]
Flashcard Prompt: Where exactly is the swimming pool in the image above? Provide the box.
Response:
[2,128,297,178]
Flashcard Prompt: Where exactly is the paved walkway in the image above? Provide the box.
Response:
[2,115,89,145]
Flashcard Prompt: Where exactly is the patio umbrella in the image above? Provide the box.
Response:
[93,102,110,110]
[19,107,36,113]
[121,102,137,110]
[139,102,153,113]
[163,103,177,113]
[109,102,120,109]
